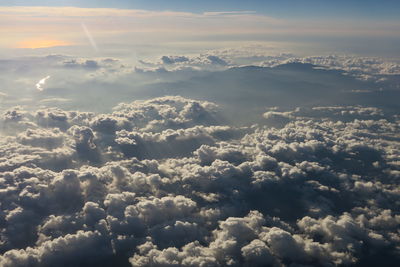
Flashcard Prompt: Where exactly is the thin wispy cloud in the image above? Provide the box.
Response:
[81,22,98,52]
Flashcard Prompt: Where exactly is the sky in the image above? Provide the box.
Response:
[0,1,399,58]
[2,0,400,19]
[0,2,400,267]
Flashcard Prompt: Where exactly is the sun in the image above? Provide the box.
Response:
[16,39,72,49]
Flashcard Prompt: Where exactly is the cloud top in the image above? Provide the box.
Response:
[0,95,398,266]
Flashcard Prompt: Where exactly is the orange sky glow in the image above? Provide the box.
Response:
[16,39,72,49]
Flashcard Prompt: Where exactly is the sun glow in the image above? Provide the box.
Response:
[16,39,72,49]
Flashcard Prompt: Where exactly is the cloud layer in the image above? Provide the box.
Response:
[1,51,399,120]
[0,95,399,266]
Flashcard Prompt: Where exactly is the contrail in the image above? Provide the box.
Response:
[81,22,98,51]
[36,76,50,91]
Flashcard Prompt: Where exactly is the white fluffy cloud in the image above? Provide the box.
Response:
[0,94,399,266]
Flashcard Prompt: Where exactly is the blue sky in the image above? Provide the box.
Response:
[2,0,400,19]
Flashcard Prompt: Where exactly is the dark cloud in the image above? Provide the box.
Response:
[63,59,99,69]
[161,56,190,65]
[206,55,228,66]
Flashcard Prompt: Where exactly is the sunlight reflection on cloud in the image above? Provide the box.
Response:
[35,75,50,91]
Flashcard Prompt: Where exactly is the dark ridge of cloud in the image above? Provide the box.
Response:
[0,97,399,266]
[61,58,122,70]
[161,56,190,65]
[206,55,228,66]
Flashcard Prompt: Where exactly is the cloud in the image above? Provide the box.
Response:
[1,51,400,121]
[140,54,231,72]
[1,51,400,265]
[0,230,113,267]
[144,49,400,81]
[0,93,398,266]
[161,56,189,65]
[35,75,50,91]
[1,3,400,265]
[206,55,228,66]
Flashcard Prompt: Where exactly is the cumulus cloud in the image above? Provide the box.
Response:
[139,54,231,72]
[0,93,399,267]
[136,48,400,83]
